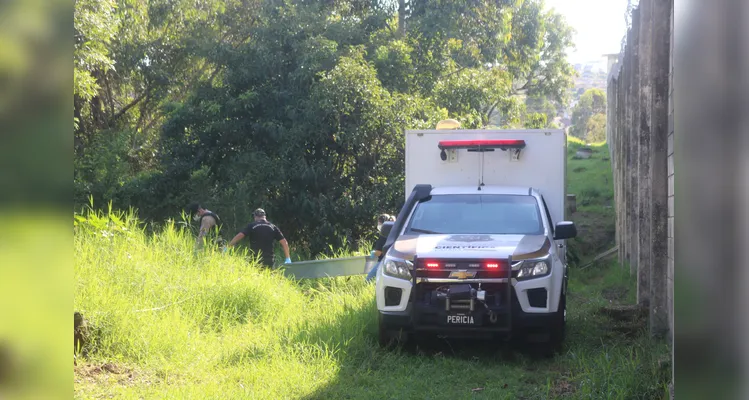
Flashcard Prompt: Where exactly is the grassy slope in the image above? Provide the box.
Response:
[565,138,617,264]
[74,140,670,399]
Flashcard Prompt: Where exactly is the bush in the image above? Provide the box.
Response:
[74,129,133,207]
[567,240,582,267]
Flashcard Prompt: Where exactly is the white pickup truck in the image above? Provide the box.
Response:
[374,121,577,354]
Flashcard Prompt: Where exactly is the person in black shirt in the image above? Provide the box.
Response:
[225,208,292,268]
[366,214,395,282]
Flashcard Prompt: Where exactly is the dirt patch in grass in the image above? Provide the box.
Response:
[601,286,628,302]
[76,362,129,377]
[74,362,149,387]
[607,323,645,339]
[568,210,616,264]
[598,304,647,321]
[597,304,648,339]
[550,379,576,398]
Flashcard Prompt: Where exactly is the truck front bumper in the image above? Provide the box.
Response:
[376,270,562,336]
[379,296,558,337]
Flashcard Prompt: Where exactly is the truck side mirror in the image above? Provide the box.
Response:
[380,221,395,238]
[553,221,577,240]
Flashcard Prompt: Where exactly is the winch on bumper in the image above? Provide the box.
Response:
[377,256,564,341]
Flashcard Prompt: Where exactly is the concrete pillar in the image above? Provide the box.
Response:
[628,10,641,275]
[622,32,632,266]
[607,73,617,247]
[611,76,619,248]
[607,74,622,265]
[648,0,671,337]
[637,0,652,305]
[667,0,674,379]
[617,72,626,266]
[666,0,675,352]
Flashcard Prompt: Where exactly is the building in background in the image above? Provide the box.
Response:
[604,53,621,78]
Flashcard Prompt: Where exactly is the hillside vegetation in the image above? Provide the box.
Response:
[566,137,616,265]
[74,144,670,399]
[74,0,577,256]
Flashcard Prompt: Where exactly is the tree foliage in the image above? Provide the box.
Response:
[74,0,576,255]
[570,88,606,139]
[523,93,561,128]
[524,113,547,129]
[585,113,607,143]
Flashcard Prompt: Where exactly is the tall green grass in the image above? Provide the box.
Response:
[75,207,376,398]
[565,141,617,264]
[567,134,607,147]
[75,207,669,399]
[74,140,669,399]
[564,261,671,399]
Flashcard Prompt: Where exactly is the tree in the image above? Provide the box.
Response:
[524,113,547,129]
[74,0,263,178]
[524,93,560,127]
[504,1,576,108]
[399,0,576,122]
[570,88,606,138]
[585,113,607,143]
[431,66,513,128]
[74,0,118,111]
[74,0,578,256]
[154,3,443,253]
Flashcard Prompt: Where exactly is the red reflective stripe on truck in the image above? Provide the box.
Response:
[437,139,526,150]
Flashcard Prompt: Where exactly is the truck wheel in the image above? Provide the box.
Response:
[378,313,408,348]
[545,293,567,356]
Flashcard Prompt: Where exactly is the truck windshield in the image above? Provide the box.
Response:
[404,194,544,235]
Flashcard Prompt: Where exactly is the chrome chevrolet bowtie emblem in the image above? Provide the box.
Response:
[449,270,476,279]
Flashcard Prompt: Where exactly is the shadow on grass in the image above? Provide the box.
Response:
[289,290,599,400]
[290,263,670,399]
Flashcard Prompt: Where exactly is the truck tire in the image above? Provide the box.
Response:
[378,313,408,348]
[545,293,566,356]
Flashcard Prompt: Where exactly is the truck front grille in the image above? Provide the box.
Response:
[415,282,509,308]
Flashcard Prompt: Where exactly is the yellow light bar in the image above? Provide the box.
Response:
[435,119,461,130]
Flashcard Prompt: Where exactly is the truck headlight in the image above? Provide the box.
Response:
[382,257,413,280]
[516,260,550,280]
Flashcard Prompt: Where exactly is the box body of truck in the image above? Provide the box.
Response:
[375,128,576,352]
[405,129,567,224]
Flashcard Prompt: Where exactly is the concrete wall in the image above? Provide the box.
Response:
[606,0,673,340]
[666,0,674,348]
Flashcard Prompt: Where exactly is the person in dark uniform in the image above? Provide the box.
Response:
[187,202,223,250]
[225,208,291,268]
[365,213,395,282]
